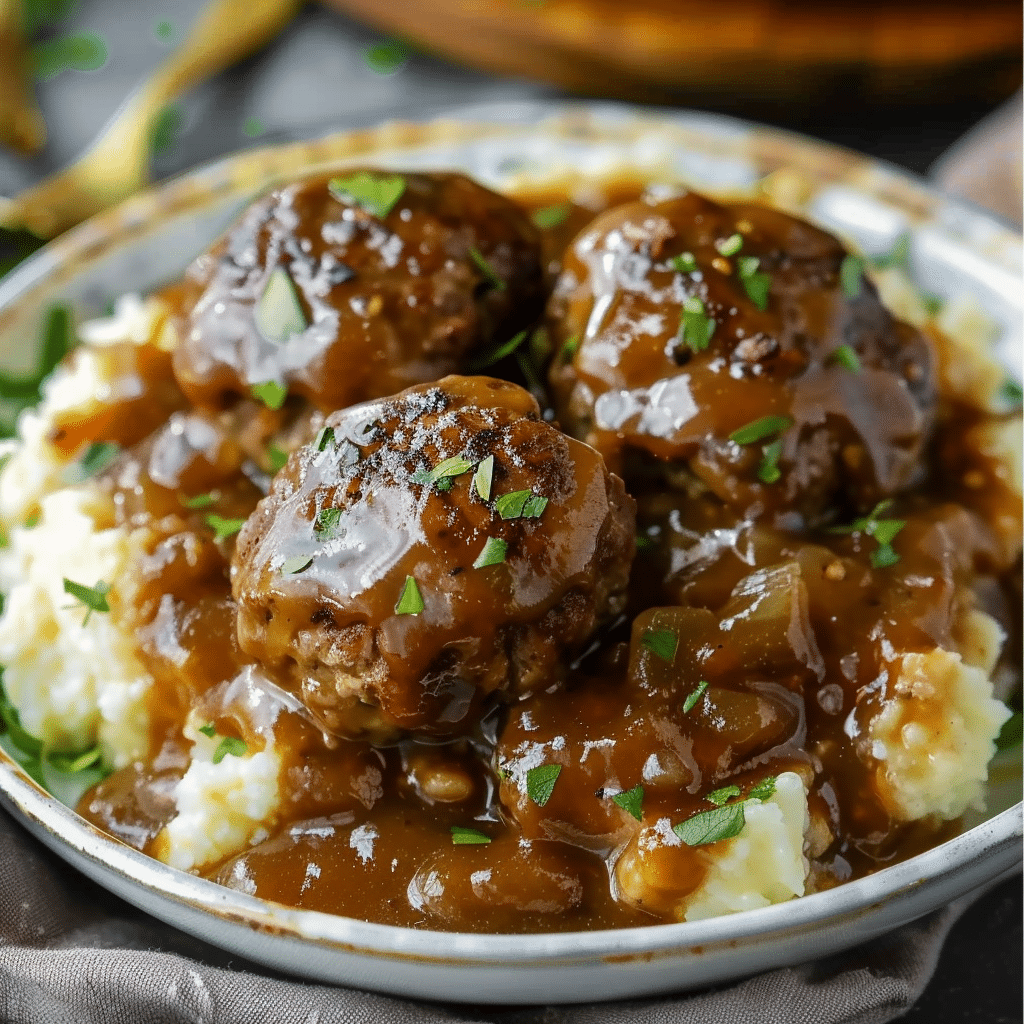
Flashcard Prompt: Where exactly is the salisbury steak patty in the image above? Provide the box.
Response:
[231,375,635,740]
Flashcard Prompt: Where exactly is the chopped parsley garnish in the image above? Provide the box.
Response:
[413,456,475,489]
[640,628,678,663]
[560,336,579,361]
[394,575,424,615]
[470,329,528,370]
[729,415,792,445]
[212,736,247,764]
[47,745,103,774]
[314,426,336,452]
[611,784,644,821]
[749,775,778,800]
[829,500,906,568]
[365,38,408,75]
[677,296,715,354]
[473,455,494,501]
[205,514,245,542]
[532,203,571,229]
[0,691,43,757]
[1000,378,1023,407]
[268,445,288,472]
[198,723,217,738]
[996,711,1022,752]
[736,256,771,310]
[180,492,217,510]
[65,441,120,483]
[62,578,109,624]
[280,554,313,574]
[328,171,406,219]
[673,802,746,847]
[869,544,900,569]
[840,254,865,299]
[494,490,548,520]
[757,438,784,484]
[255,267,307,343]
[250,380,288,410]
[831,344,862,372]
[314,506,344,541]
[921,293,944,316]
[635,533,656,552]
[706,784,741,806]
[716,233,743,257]
[671,252,697,274]
[469,247,506,291]
[473,536,507,568]
[682,680,709,714]
[451,825,492,845]
[526,763,562,807]
[869,232,911,272]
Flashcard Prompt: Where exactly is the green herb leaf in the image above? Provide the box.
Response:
[682,680,709,714]
[641,628,678,663]
[205,515,245,542]
[469,248,506,291]
[736,256,771,311]
[280,554,314,575]
[414,456,475,489]
[840,255,865,299]
[921,293,944,316]
[757,438,784,484]
[706,784,742,806]
[395,575,425,615]
[256,267,307,343]
[47,745,103,774]
[494,490,548,520]
[677,296,715,354]
[32,31,108,81]
[473,455,494,501]
[526,764,562,807]
[729,415,792,445]
[635,533,655,552]
[314,426,336,452]
[673,802,746,846]
[242,116,264,138]
[473,536,508,568]
[62,578,109,624]
[611,784,644,821]
[251,380,288,410]
[268,445,288,472]
[328,171,407,219]
[532,203,571,229]
[560,336,579,361]
[1000,378,1023,407]
[180,492,217,510]
[748,775,778,801]
[469,329,528,370]
[716,233,743,257]
[198,723,217,738]
[451,825,492,845]
[995,711,1022,752]
[0,697,43,757]
[149,103,184,156]
[831,344,862,372]
[671,252,697,274]
[869,543,900,569]
[870,518,907,546]
[365,38,409,74]
[212,736,247,765]
[314,507,344,542]
[869,233,911,272]
[64,441,120,483]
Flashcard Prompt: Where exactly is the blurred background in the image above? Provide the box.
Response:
[0,1,1020,1019]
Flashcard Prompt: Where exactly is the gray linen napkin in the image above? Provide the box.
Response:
[0,803,983,1024]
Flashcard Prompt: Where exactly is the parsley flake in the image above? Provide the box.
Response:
[494,490,548,520]
[365,38,408,74]
[682,680,709,714]
[268,445,288,472]
[1000,378,1023,407]
[470,330,528,370]
[526,763,562,807]
[473,455,494,501]
[736,255,771,310]
[328,171,406,219]
[716,233,743,257]
[757,438,784,484]
[729,415,792,445]
[671,252,697,274]
[706,784,741,806]
[830,500,906,567]
[473,536,507,568]
[673,802,746,846]
[748,775,778,801]
[0,692,43,757]
[831,344,862,372]
[469,248,506,291]
[996,711,1022,752]
[869,544,900,569]
[281,554,314,575]
[611,784,644,821]
[212,736,247,764]
[840,255,865,299]
[560,336,579,361]
[62,578,109,624]
[48,745,103,774]
[869,233,911,272]
[314,506,344,541]
[413,456,474,489]
[451,825,492,845]
[255,267,307,343]
[532,203,571,229]
[206,514,245,542]
[395,575,424,615]
[180,492,217,510]
[251,380,288,410]
[198,723,217,738]
[641,628,678,663]
[65,441,120,483]
[314,426,336,452]
[677,296,715,354]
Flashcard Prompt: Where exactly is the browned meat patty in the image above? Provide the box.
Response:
[231,375,635,741]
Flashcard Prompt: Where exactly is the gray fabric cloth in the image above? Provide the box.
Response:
[0,802,975,1024]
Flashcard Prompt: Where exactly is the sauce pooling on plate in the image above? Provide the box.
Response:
[35,168,1017,932]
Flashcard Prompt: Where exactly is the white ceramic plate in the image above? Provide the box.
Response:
[0,101,1020,1004]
